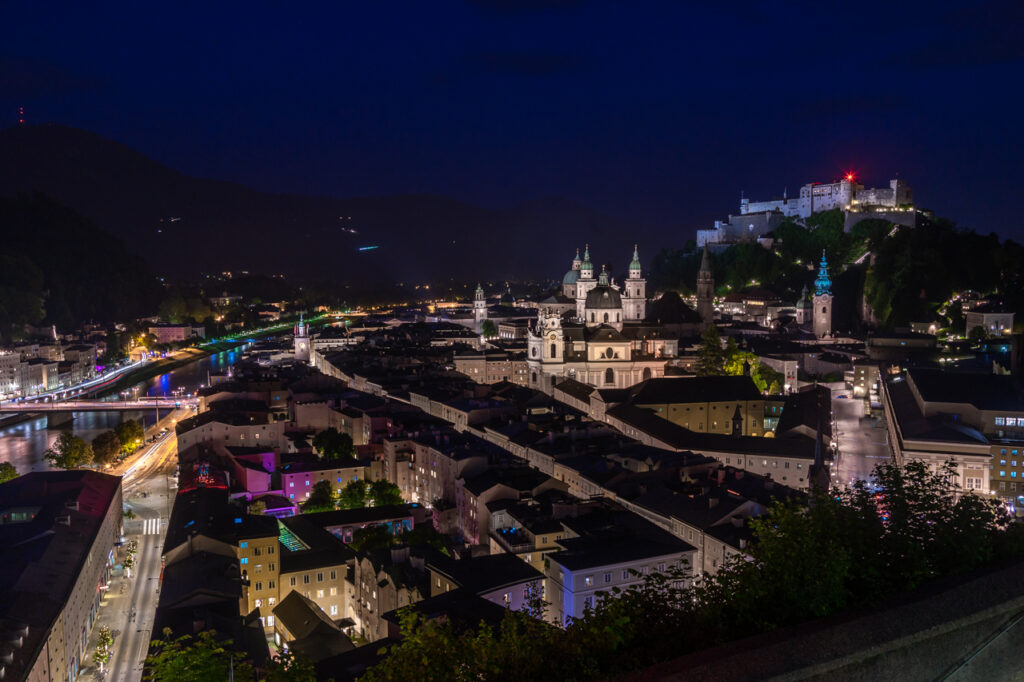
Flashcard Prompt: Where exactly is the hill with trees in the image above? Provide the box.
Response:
[649,209,1024,331]
[0,194,162,341]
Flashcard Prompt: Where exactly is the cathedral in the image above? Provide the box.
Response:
[527,245,678,393]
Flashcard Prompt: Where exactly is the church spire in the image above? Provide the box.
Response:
[814,250,832,297]
[598,264,610,286]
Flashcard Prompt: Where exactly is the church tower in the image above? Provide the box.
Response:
[474,283,488,333]
[813,250,833,339]
[623,244,647,321]
[575,244,598,320]
[294,314,310,364]
[697,247,715,326]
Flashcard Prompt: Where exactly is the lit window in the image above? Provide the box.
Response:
[240,558,248,565]
[240,542,248,549]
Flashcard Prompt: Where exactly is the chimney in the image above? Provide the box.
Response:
[390,544,410,565]
[739,538,748,550]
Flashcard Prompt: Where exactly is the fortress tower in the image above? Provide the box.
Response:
[813,250,833,339]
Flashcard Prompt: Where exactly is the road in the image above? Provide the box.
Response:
[80,408,185,681]
[832,394,891,487]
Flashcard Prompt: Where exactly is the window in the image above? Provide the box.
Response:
[268,597,276,606]
[330,605,338,616]
[584,575,593,587]
[550,343,557,358]
[266,615,275,627]
[240,558,248,565]
[604,572,612,584]
[269,580,275,589]
[305,480,310,486]
[605,368,614,385]
[330,570,336,580]
[290,577,297,587]
[317,589,324,598]
[622,569,630,580]
[253,547,262,556]
[330,587,337,596]
[583,596,593,610]
[303,575,311,584]
[255,564,262,574]
[268,546,274,555]
[658,562,666,572]
[503,592,511,604]
[239,542,248,549]
[270,563,275,571]
[317,572,324,582]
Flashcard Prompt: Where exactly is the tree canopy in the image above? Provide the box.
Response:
[0,462,17,484]
[115,419,145,453]
[92,431,122,467]
[144,629,314,682]
[312,427,355,460]
[362,461,1024,680]
[301,479,336,513]
[44,431,93,469]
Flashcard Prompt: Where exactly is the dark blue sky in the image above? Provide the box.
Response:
[3,0,1022,241]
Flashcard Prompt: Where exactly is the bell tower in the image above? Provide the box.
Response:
[813,250,833,339]
[624,244,646,321]
[697,247,715,327]
[294,314,310,364]
[473,283,488,333]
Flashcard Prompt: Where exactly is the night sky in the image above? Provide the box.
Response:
[3,0,1023,242]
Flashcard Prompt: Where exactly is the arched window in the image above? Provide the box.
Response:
[590,313,595,322]
[531,347,537,357]
[605,368,615,385]
[643,367,652,381]
[617,313,620,322]
[603,312,609,323]
[822,306,827,314]
[532,372,537,383]
[550,343,557,358]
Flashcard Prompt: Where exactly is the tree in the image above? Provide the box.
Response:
[115,419,145,453]
[695,323,725,376]
[312,427,355,460]
[92,430,122,467]
[93,626,114,673]
[337,480,369,509]
[481,319,498,339]
[362,460,1024,681]
[145,630,254,682]
[44,431,93,469]
[968,325,989,346]
[248,499,266,516]
[369,479,403,506]
[0,461,17,484]
[301,479,336,513]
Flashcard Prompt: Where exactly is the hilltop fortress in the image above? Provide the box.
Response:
[699,175,917,248]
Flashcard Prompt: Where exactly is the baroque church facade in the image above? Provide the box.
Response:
[528,245,678,393]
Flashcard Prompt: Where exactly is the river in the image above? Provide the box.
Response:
[0,345,247,475]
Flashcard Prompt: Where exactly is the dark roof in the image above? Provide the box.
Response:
[427,553,544,594]
[625,376,762,405]
[548,534,694,572]
[0,471,122,681]
[585,285,622,310]
[909,369,1024,412]
[278,515,356,573]
[554,378,595,404]
[301,504,419,528]
[163,487,279,555]
[272,590,344,641]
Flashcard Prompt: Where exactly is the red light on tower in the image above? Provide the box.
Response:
[18,106,24,125]
[844,170,856,182]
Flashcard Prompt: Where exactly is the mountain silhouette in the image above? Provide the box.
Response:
[0,124,651,285]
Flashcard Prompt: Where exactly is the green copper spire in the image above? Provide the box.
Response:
[629,244,641,270]
[598,265,609,286]
[582,243,591,264]
[814,250,832,297]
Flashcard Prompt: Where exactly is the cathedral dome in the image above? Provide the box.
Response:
[563,269,580,286]
[585,285,622,309]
